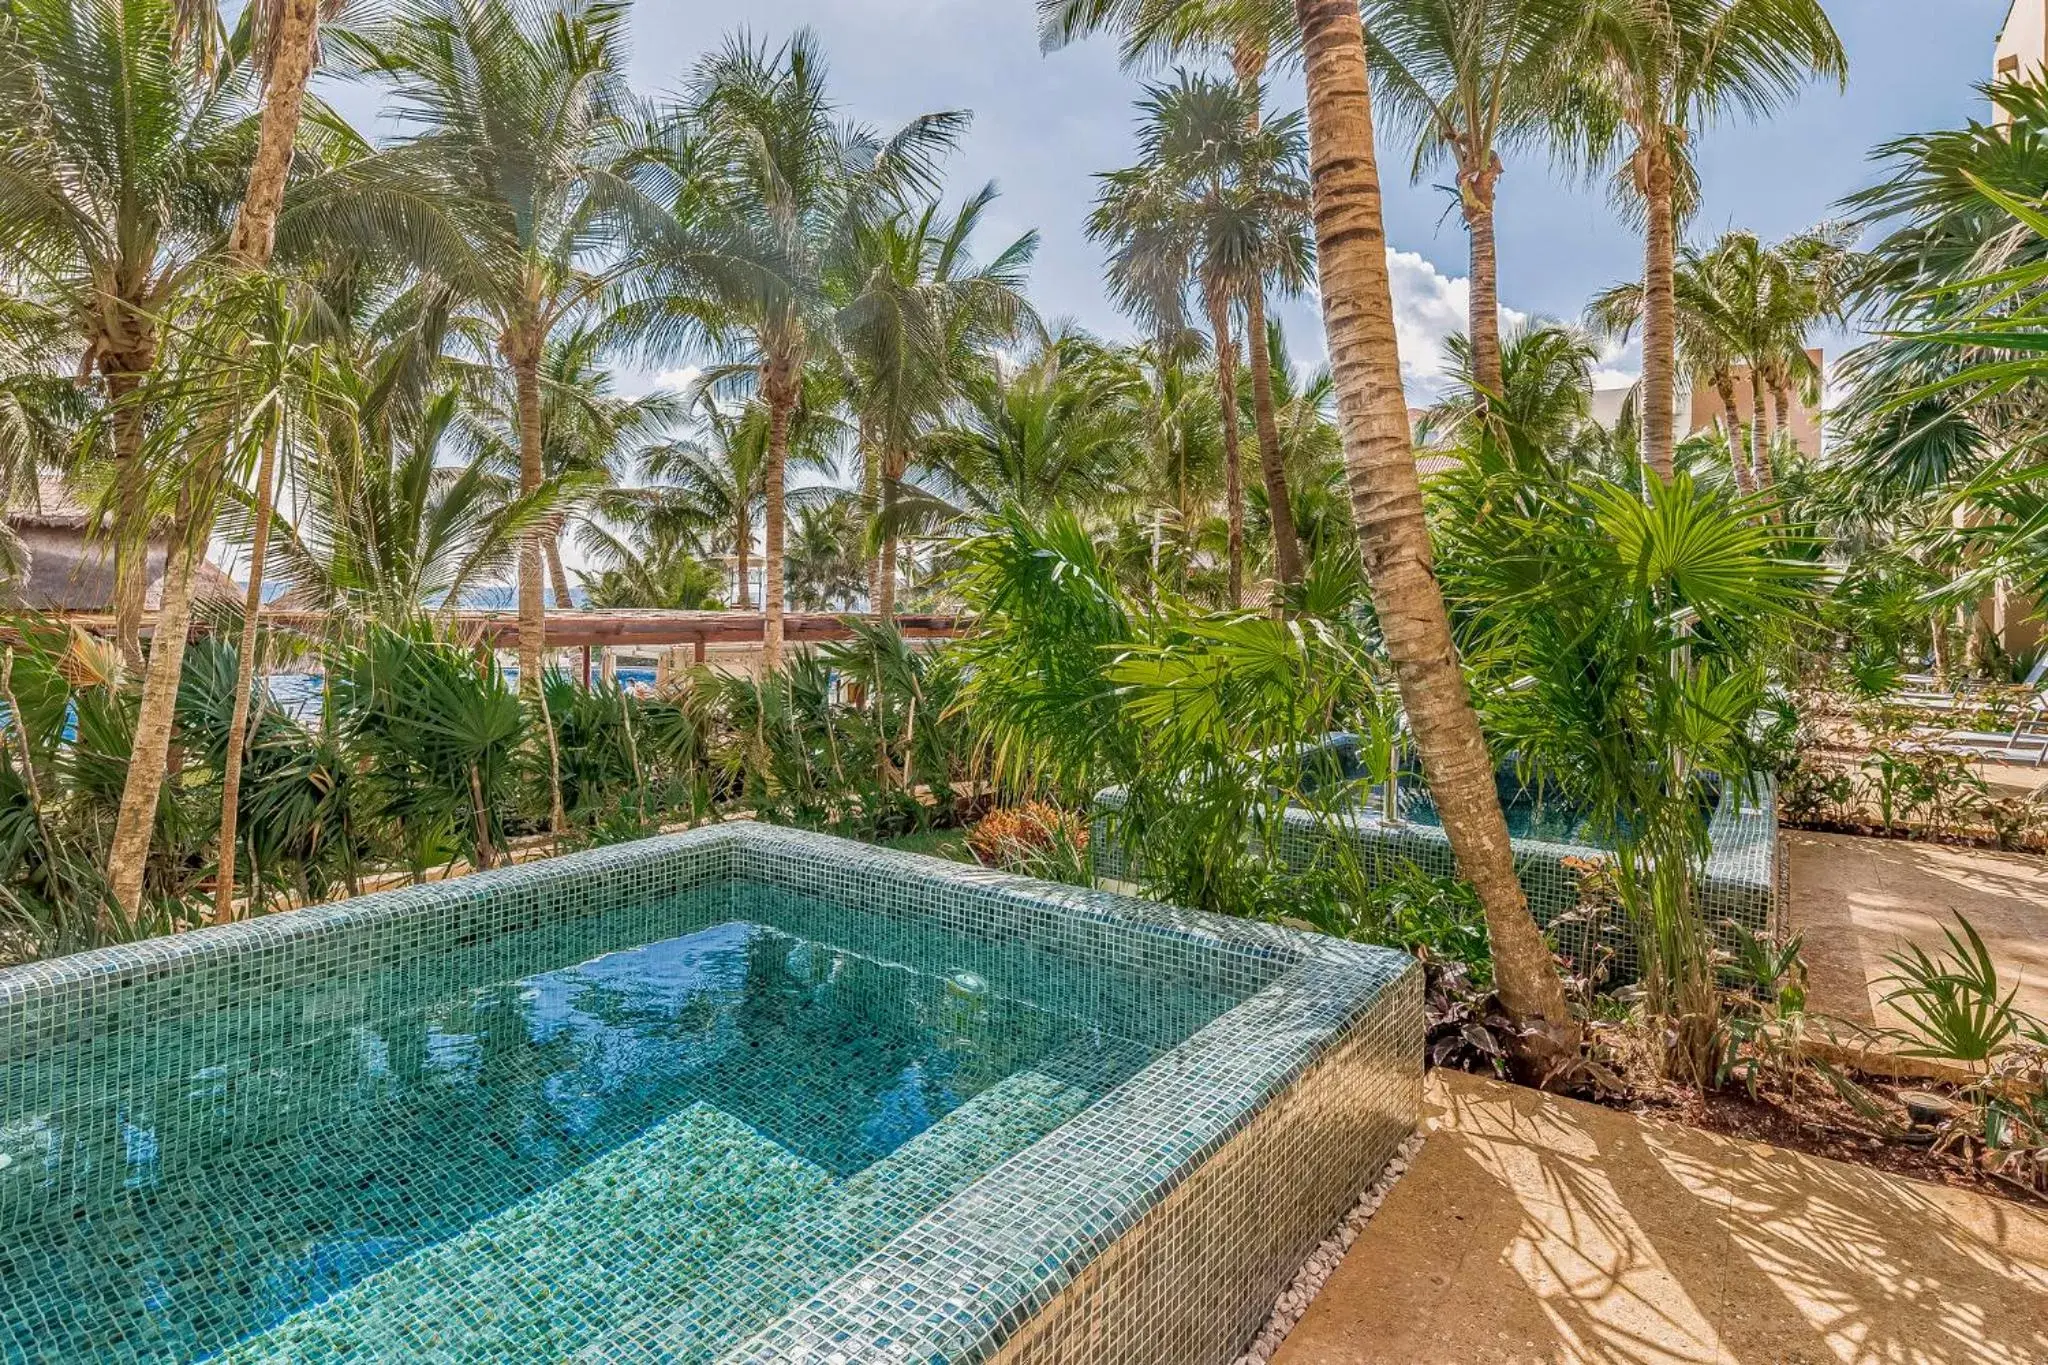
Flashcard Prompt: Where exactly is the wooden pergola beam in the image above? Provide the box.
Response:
[47,609,968,650]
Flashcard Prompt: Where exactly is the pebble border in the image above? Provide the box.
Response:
[1232,1130,1428,1365]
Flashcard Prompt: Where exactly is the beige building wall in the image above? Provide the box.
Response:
[1684,350,1825,457]
[1996,0,2046,121]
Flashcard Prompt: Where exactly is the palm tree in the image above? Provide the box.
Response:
[1041,0,1312,597]
[1567,0,1844,481]
[1709,231,1798,495]
[472,325,681,609]
[320,0,637,693]
[919,333,1150,520]
[1291,0,1575,1055]
[1588,239,1757,492]
[1424,322,1597,451]
[625,30,965,668]
[103,0,333,919]
[0,0,247,664]
[0,296,84,573]
[784,495,868,610]
[574,535,725,610]
[1361,0,1577,398]
[614,389,841,613]
[833,187,1039,617]
[1091,73,1311,602]
[1759,224,1853,457]
[267,385,567,622]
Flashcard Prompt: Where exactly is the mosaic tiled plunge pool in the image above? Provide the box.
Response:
[0,824,1419,1364]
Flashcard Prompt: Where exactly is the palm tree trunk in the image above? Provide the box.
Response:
[1748,367,1776,497]
[1638,139,1678,483]
[227,0,320,267]
[1207,291,1246,608]
[513,338,547,692]
[214,424,282,919]
[1772,380,1795,457]
[761,372,793,672]
[106,366,151,672]
[107,0,323,921]
[1231,41,1299,595]
[878,456,902,620]
[1713,373,1753,495]
[1244,277,1303,591]
[546,533,574,609]
[860,420,882,613]
[1295,0,1575,1051]
[511,341,566,833]
[107,516,203,919]
[734,508,753,611]
[1461,156,1505,399]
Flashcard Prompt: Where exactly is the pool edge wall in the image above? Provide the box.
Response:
[981,968,1418,1365]
[717,826,1423,1365]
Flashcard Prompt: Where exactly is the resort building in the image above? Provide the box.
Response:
[1997,0,2048,120]
[1591,352,1825,456]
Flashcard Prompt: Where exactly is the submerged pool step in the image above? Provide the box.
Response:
[213,1103,837,1364]
[586,1067,1099,1363]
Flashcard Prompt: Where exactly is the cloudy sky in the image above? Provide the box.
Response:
[321,0,2014,402]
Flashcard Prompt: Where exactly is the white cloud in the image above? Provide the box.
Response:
[1384,249,1529,402]
[1590,334,1640,393]
[651,365,704,395]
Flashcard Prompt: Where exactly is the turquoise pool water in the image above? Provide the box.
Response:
[0,884,1167,1363]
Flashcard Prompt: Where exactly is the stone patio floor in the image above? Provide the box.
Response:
[1274,1070,2048,1365]
[1785,829,2048,1031]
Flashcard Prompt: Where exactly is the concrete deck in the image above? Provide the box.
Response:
[1786,830,2048,1031]
[1275,1071,2048,1365]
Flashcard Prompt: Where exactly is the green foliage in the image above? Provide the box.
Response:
[1879,914,2032,1064]
[1431,419,1818,1084]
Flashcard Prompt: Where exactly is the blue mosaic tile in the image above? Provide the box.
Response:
[0,824,1421,1364]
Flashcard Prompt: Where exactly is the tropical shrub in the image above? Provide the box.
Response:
[1879,913,2032,1063]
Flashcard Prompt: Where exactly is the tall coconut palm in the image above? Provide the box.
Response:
[1423,321,1597,451]
[624,30,965,669]
[574,534,725,610]
[1091,73,1311,602]
[612,390,840,613]
[103,0,331,919]
[1708,230,1798,494]
[833,187,1039,617]
[1759,224,1853,457]
[1292,0,1575,1053]
[0,0,248,664]
[1567,0,1844,481]
[319,0,637,692]
[918,333,1151,521]
[266,386,571,622]
[784,494,868,611]
[1043,0,1311,594]
[206,0,333,914]
[1361,0,1578,397]
[1588,239,1757,492]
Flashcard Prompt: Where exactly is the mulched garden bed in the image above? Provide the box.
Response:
[1597,1066,2045,1207]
